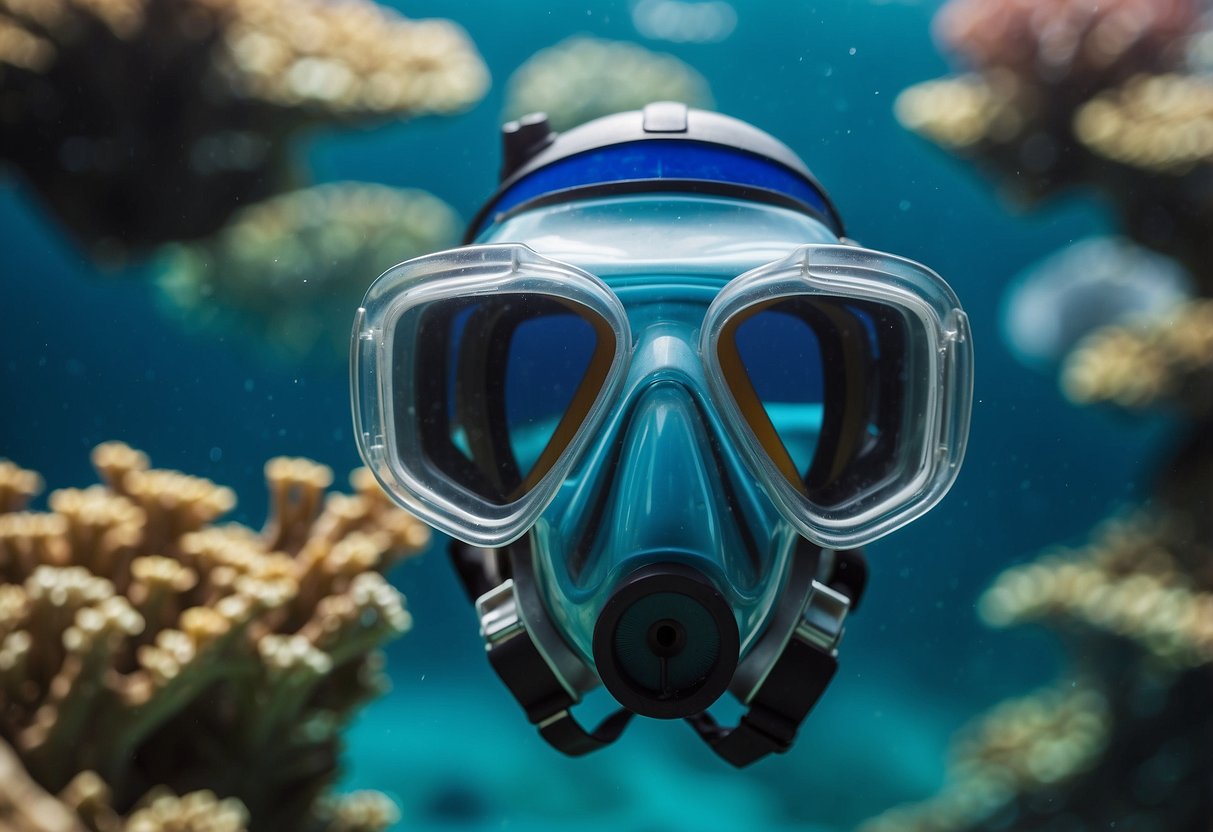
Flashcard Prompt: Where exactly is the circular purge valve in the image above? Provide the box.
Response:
[592,563,739,719]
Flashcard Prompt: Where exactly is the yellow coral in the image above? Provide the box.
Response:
[1075,73,1213,173]
[211,0,488,116]
[154,182,460,364]
[894,73,1028,149]
[0,0,486,255]
[503,36,714,131]
[0,459,42,513]
[0,444,428,831]
[124,790,248,832]
[1062,298,1213,409]
[859,683,1109,832]
[979,516,1213,668]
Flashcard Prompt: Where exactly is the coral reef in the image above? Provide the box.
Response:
[895,0,1205,212]
[0,0,487,258]
[502,36,714,131]
[0,443,430,832]
[868,2,1213,830]
[859,682,1110,832]
[154,181,460,364]
[1062,299,1213,412]
[1075,73,1213,174]
[862,514,1213,832]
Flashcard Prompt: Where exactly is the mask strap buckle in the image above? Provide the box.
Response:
[686,549,864,767]
[476,578,635,755]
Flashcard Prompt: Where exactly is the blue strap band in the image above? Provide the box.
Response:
[473,140,841,238]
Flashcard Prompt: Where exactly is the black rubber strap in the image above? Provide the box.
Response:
[486,624,633,756]
[685,546,862,768]
[686,635,838,767]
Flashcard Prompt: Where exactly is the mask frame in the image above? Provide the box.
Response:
[704,244,973,549]
[352,242,972,552]
[352,244,632,547]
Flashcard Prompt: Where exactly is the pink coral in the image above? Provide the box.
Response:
[934,0,1198,88]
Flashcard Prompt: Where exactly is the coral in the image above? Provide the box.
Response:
[1062,298,1213,412]
[0,0,487,258]
[502,36,714,131]
[863,513,1213,832]
[0,458,42,513]
[312,791,400,832]
[154,182,460,364]
[871,3,1213,830]
[1075,73,1213,174]
[979,516,1213,668]
[933,0,1196,90]
[858,683,1110,832]
[122,791,248,832]
[0,736,86,832]
[893,73,1028,152]
[0,442,429,832]
[898,0,1202,205]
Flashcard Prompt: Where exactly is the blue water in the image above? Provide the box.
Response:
[0,1,1172,829]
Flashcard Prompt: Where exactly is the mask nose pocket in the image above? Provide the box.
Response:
[606,383,729,561]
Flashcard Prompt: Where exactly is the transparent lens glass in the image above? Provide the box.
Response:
[506,311,600,473]
[397,292,613,506]
[719,296,914,510]
[731,307,825,475]
[703,243,973,550]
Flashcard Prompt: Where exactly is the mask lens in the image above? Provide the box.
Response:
[730,305,826,474]
[506,309,601,473]
[718,296,909,509]
[402,292,615,506]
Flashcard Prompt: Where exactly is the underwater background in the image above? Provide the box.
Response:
[1,1,1197,830]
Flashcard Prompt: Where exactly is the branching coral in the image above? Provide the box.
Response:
[154,182,460,364]
[0,442,430,832]
[980,516,1213,668]
[1062,299,1213,412]
[0,735,86,832]
[502,36,714,131]
[863,516,1213,832]
[859,682,1110,832]
[893,72,1029,152]
[0,0,487,258]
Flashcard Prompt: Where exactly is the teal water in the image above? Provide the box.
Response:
[0,1,1173,829]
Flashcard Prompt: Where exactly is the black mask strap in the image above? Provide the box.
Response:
[687,546,865,767]
[686,633,837,766]
[450,538,635,756]
[486,621,635,756]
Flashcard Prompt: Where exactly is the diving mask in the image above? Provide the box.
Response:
[352,104,973,765]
